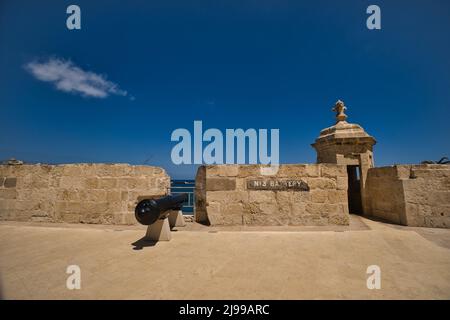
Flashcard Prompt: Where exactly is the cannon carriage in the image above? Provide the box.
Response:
[135,193,188,241]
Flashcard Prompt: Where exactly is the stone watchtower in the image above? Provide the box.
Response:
[312,100,376,214]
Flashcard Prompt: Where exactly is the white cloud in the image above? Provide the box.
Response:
[24,57,128,98]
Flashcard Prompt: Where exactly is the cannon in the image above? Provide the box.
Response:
[135,193,188,241]
[421,157,450,165]
[135,193,188,225]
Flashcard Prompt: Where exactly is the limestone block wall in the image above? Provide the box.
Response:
[364,166,407,225]
[315,142,374,165]
[365,164,450,228]
[195,164,349,226]
[0,164,170,225]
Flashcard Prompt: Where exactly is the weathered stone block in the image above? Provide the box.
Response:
[327,190,347,203]
[321,164,347,178]
[15,210,34,221]
[15,200,38,211]
[135,178,150,189]
[219,165,239,177]
[57,189,79,201]
[124,213,137,225]
[30,175,50,189]
[248,190,276,203]
[62,165,83,176]
[106,190,122,203]
[429,191,450,205]
[84,177,99,189]
[336,176,348,191]
[98,178,117,189]
[81,189,107,202]
[237,165,261,177]
[0,199,15,211]
[0,189,17,199]
[328,214,349,225]
[59,176,83,189]
[431,205,450,217]
[308,178,337,190]
[4,177,17,188]
[134,166,157,176]
[207,191,249,203]
[206,178,236,191]
[66,201,82,213]
[61,213,82,223]
[277,165,321,178]
[291,191,311,202]
[290,201,307,215]
[205,165,239,177]
[308,203,341,217]
[310,190,328,203]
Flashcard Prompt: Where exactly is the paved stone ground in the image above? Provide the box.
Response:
[1,216,450,299]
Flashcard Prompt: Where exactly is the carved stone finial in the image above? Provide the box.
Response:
[332,100,348,123]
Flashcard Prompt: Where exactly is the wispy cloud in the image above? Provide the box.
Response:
[24,57,128,98]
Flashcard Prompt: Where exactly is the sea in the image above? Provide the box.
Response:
[170,179,195,214]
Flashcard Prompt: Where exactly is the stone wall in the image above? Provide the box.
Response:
[365,164,450,228]
[195,164,349,226]
[0,164,170,225]
[364,166,407,224]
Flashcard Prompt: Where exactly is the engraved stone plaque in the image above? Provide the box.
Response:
[246,179,310,191]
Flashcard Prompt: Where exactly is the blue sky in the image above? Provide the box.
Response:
[1,0,449,179]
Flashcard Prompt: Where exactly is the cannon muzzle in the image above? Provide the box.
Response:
[135,193,188,225]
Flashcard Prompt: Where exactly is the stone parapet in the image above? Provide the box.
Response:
[195,164,349,226]
[365,164,450,228]
[0,163,170,225]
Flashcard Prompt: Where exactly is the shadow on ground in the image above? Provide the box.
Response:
[131,237,158,250]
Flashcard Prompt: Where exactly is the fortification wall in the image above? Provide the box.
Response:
[402,165,450,227]
[195,164,349,226]
[365,164,450,228]
[364,166,407,224]
[0,163,170,225]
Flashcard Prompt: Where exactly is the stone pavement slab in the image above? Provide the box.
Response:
[1,216,450,299]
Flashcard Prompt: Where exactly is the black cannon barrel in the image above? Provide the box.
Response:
[135,193,188,225]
